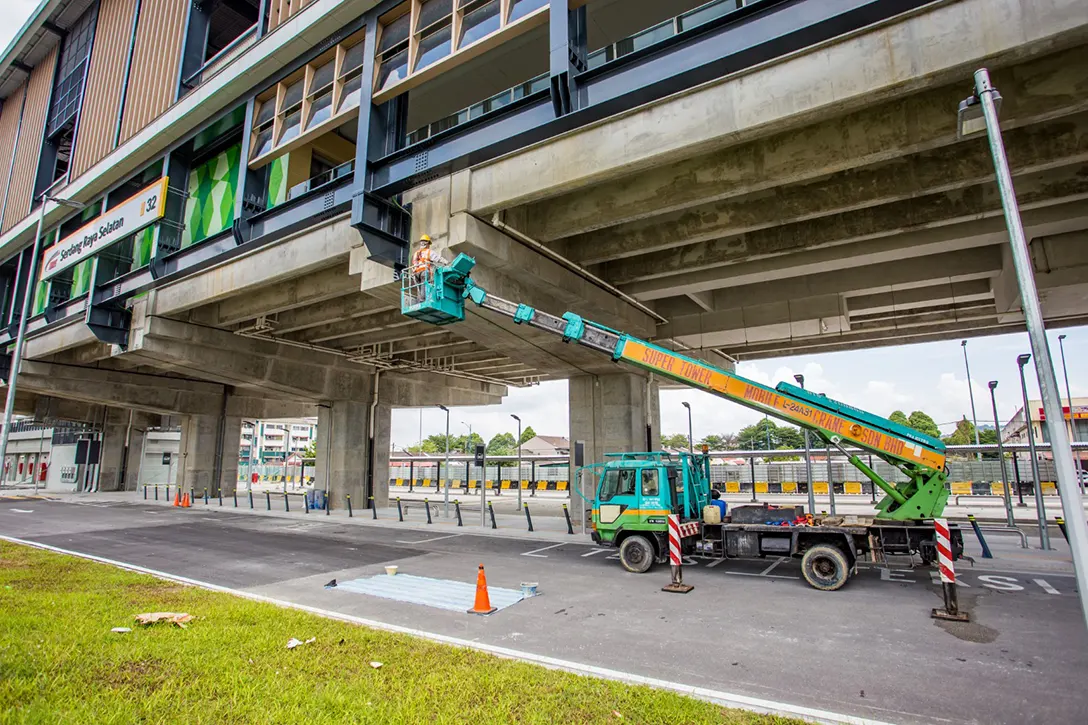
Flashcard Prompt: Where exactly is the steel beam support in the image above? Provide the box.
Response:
[549,0,587,116]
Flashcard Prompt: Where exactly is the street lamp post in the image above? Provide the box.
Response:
[961,67,1086,628]
[1057,334,1083,494]
[795,374,816,516]
[1017,354,1049,551]
[961,340,982,457]
[681,402,693,453]
[438,405,450,517]
[988,381,1015,527]
[462,422,472,452]
[0,194,86,470]
[511,414,522,511]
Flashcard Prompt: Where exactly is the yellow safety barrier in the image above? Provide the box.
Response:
[1042,482,1057,494]
[990,482,1007,495]
[813,482,829,494]
[950,482,973,495]
[520,480,531,489]
[395,478,404,486]
[725,481,740,493]
[781,482,797,493]
[501,480,512,489]
[467,480,477,489]
[452,479,462,488]
[845,482,862,495]
[536,481,548,490]
[556,481,568,491]
[422,478,431,486]
[755,482,768,494]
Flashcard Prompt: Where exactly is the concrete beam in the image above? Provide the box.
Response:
[213,264,362,326]
[153,216,360,317]
[289,308,418,344]
[606,165,1088,291]
[268,294,394,334]
[846,279,994,318]
[467,4,1088,222]
[130,316,376,401]
[554,113,1088,264]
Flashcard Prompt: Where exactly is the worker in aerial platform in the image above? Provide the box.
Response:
[409,234,448,301]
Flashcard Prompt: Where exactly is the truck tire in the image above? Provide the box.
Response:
[801,544,850,591]
[619,535,654,574]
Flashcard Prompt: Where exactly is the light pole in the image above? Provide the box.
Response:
[462,422,472,452]
[1016,354,1049,550]
[961,340,982,457]
[988,381,1015,526]
[511,414,522,510]
[795,374,816,516]
[1057,334,1083,494]
[961,67,1086,628]
[0,194,86,470]
[438,405,450,517]
[681,402,693,453]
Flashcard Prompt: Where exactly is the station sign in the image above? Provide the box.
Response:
[1038,405,1088,421]
[39,177,169,282]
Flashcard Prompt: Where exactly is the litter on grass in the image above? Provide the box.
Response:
[111,627,132,634]
[134,612,192,628]
[287,637,316,649]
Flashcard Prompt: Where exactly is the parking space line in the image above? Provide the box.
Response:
[581,549,608,558]
[705,559,727,568]
[522,543,565,558]
[725,571,800,580]
[395,534,462,544]
[760,557,788,575]
[1033,579,1060,595]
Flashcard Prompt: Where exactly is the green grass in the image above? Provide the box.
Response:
[0,542,802,724]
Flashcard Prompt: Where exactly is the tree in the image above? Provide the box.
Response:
[302,440,317,459]
[776,425,805,450]
[660,433,690,449]
[517,426,536,445]
[889,410,909,426]
[906,411,941,438]
[943,416,976,446]
[699,433,736,451]
[487,432,516,456]
[736,419,779,450]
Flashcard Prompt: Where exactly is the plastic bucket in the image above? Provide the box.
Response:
[520,582,538,597]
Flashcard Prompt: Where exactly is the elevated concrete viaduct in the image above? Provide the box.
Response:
[3,0,1087,506]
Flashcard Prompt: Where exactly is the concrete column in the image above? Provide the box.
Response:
[316,400,370,511]
[98,411,153,492]
[371,403,392,509]
[178,414,242,497]
[569,373,660,467]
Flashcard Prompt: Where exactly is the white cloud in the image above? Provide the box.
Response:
[0,1,40,53]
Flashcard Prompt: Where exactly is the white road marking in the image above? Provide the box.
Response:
[881,568,915,583]
[928,571,970,587]
[581,549,608,557]
[395,534,462,544]
[725,571,800,580]
[10,508,33,513]
[760,557,787,576]
[0,534,899,725]
[705,558,727,568]
[977,575,1025,591]
[522,543,565,558]
[1033,578,1060,595]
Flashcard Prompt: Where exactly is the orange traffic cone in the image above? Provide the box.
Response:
[467,564,497,615]
[182,492,191,508]
[173,489,181,507]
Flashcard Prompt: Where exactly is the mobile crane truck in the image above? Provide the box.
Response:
[402,253,963,590]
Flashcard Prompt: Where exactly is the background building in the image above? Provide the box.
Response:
[1002,397,1088,462]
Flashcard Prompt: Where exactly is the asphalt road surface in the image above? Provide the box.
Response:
[2,496,1085,724]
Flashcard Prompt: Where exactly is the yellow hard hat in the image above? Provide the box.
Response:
[419,234,432,244]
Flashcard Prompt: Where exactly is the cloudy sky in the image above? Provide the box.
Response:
[3,4,1083,448]
[390,328,1088,448]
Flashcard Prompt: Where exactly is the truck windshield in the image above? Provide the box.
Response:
[598,468,637,501]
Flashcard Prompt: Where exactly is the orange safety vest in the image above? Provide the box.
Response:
[411,246,435,274]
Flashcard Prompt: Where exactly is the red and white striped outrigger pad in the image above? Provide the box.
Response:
[934,517,955,584]
[677,521,701,538]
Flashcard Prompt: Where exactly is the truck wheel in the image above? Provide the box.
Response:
[801,544,849,591]
[619,535,654,574]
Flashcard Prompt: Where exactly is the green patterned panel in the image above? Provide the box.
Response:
[181,143,241,248]
[31,227,59,316]
[70,260,93,297]
[267,154,289,209]
[132,225,155,268]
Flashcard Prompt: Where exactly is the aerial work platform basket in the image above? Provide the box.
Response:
[400,253,474,325]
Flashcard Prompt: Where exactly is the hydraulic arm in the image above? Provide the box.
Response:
[402,254,949,520]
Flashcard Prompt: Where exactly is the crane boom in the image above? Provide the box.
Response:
[402,253,949,520]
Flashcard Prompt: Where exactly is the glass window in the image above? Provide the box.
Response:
[416,24,452,71]
[254,98,276,126]
[459,0,501,47]
[377,49,409,91]
[341,41,366,77]
[679,0,737,33]
[508,0,546,23]
[418,0,453,31]
[598,468,638,502]
[614,20,675,59]
[252,126,274,158]
[379,13,412,53]
[641,468,659,497]
[311,60,335,93]
[282,78,305,108]
[338,71,362,112]
[280,107,302,143]
[306,91,333,129]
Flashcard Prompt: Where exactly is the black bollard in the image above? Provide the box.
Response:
[346,495,352,518]
[304,493,309,514]
[370,496,377,519]
[233,490,238,508]
[218,489,223,507]
[563,504,574,535]
[284,493,290,513]
[204,488,209,505]
[249,490,254,509]
[425,498,432,524]
[524,504,534,532]
[455,500,463,527]
[397,497,403,522]
[1056,517,1069,543]
[266,491,271,510]
[967,515,992,558]
[488,501,497,530]
[155,486,159,501]
[143,485,147,500]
